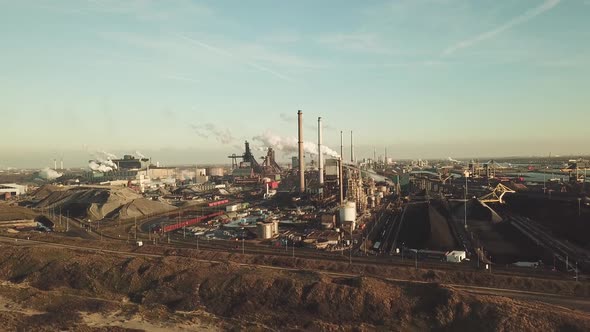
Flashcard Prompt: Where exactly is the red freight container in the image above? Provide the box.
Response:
[207,199,229,207]
[162,211,223,233]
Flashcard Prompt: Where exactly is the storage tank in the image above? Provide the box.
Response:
[207,167,224,177]
[257,222,273,239]
[196,168,207,176]
[339,201,356,223]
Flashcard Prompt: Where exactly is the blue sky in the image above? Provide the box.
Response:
[1,0,589,168]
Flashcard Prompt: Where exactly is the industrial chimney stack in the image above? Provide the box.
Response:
[340,130,344,162]
[298,110,305,193]
[350,131,354,164]
[318,117,324,186]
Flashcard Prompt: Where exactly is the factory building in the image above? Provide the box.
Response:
[195,168,208,184]
[257,220,279,239]
[0,183,27,199]
[207,167,225,177]
[113,155,150,170]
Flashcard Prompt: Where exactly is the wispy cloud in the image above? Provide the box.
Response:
[179,35,294,82]
[165,74,200,84]
[317,32,397,55]
[443,0,561,55]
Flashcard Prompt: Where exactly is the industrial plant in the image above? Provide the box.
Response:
[1,111,589,330]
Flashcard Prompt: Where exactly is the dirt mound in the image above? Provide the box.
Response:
[30,184,64,201]
[428,203,457,250]
[199,270,588,331]
[114,198,177,221]
[0,206,39,221]
[32,186,175,221]
[0,245,587,331]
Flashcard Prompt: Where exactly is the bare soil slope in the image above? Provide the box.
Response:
[32,186,176,221]
[0,244,588,331]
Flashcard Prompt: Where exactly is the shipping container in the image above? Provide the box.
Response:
[162,211,224,233]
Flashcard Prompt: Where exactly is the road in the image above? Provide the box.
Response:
[1,235,589,314]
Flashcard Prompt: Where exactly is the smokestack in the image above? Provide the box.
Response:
[373,147,376,165]
[350,131,354,164]
[385,147,387,165]
[60,158,64,170]
[53,159,57,170]
[340,130,344,163]
[298,110,305,193]
[339,157,344,204]
[318,117,324,186]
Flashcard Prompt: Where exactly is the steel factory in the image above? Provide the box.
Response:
[1,110,589,282]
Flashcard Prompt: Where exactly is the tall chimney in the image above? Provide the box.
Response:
[60,158,64,170]
[373,147,376,165]
[350,131,354,164]
[339,157,344,204]
[53,159,57,170]
[318,117,324,186]
[385,147,387,165]
[340,130,344,162]
[298,110,305,193]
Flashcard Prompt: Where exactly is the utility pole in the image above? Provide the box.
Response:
[134,217,137,240]
[196,236,199,250]
[349,224,352,265]
[402,242,405,261]
[578,198,582,216]
[464,175,468,229]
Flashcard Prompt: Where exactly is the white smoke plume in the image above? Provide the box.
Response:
[89,161,113,172]
[88,151,119,172]
[135,150,146,159]
[39,168,63,180]
[252,131,340,158]
[190,123,234,144]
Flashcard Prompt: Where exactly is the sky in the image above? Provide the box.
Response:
[1,0,590,168]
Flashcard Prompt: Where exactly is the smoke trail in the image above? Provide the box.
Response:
[190,123,235,144]
[135,150,146,159]
[252,131,340,158]
[39,168,63,180]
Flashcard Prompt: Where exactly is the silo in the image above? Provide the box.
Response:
[339,201,356,223]
[257,222,273,239]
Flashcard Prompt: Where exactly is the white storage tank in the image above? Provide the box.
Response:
[257,222,274,239]
[339,201,356,223]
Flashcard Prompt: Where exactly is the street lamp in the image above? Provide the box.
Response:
[402,242,405,261]
[464,174,468,229]
[578,198,582,217]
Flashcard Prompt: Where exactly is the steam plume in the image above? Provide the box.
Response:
[39,168,63,180]
[253,131,340,158]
